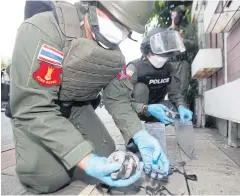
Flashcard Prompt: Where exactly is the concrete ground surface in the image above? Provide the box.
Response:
[1,107,240,195]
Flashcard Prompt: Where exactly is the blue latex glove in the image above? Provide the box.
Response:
[148,104,174,124]
[85,154,144,187]
[178,106,193,123]
[133,130,169,179]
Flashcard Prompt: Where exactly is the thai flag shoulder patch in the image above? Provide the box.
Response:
[38,44,64,67]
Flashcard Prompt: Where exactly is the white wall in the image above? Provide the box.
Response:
[204,78,240,123]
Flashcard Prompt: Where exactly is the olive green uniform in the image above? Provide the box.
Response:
[169,23,198,94]
[10,10,145,193]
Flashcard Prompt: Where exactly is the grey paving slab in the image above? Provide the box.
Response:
[104,121,125,147]
[1,174,27,195]
[95,106,113,124]
[116,144,126,151]
[201,128,240,166]
[191,128,240,167]
[105,122,122,139]
[1,113,14,152]
[193,128,208,140]
[70,180,88,188]
[52,184,83,195]
[165,126,206,140]
[165,125,175,136]
[179,128,240,195]
[165,172,188,195]
[185,166,240,195]
[179,138,239,168]
[212,140,240,167]
[166,136,183,165]
[165,136,188,195]
[23,192,36,195]
[134,172,188,195]
[112,135,125,146]
[1,165,16,176]
[200,128,226,141]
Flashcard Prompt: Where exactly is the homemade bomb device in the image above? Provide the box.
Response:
[107,107,195,180]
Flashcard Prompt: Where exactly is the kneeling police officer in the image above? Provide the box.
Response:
[127,27,193,124]
[9,0,171,194]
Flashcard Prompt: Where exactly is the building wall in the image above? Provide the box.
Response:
[206,20,240,90]
[227,20,240,83]
[206,33,224,90]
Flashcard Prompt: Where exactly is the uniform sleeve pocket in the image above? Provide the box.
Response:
[121,78,133,91]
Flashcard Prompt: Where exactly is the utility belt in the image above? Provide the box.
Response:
[56,95,101,118]
[5,95,101,119]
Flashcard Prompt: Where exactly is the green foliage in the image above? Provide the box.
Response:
[1,57,11,71]
[148,1,193,28]
[185,78,199,107]
[1,60,8,71]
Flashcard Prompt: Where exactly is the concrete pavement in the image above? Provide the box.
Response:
[1,114,14,152]
[1,108,240,195]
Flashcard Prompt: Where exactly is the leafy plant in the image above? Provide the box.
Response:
[148,1,193,28]
[1,59,8,71]
[185,78,199,108]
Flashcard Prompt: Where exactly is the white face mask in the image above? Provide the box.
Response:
[97,15,130,45]
[147,54,168,68]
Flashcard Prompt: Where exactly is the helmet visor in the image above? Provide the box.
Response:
[149,31,186,55]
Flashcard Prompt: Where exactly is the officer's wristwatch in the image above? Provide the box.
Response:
[142,105,150,116]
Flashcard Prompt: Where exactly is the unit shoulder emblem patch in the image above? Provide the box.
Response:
[117,65,131,80]
[33,61,62,87]
[33,44,64,87]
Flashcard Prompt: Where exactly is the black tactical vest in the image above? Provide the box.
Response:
[130,59,172,104]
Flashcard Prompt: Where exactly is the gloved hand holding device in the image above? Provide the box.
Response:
[147,104,174,125]
[78,153,143,187]
[133,130,170,179]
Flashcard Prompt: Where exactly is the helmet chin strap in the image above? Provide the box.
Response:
[128,32,138,42]
[91,25,119,50]
[87,4,119,50]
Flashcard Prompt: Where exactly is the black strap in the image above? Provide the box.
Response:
[128,32,138,42]
[96,161,197,195]
[169,161,198,181]
[5,101,12,119]
[87,4,119,50]
[143,185,176,195]
[91,26,119,50]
